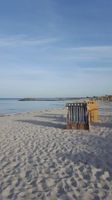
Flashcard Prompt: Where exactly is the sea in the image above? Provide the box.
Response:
[0,98,112,115]
[0,98,65,115]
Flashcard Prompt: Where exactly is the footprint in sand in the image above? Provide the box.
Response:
[25,170,32,182]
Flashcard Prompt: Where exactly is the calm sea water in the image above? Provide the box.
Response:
[0,98,65,115]
[0,98,112,115]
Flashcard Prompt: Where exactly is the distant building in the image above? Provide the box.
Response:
[108,95,112,101]
[98,95,112,101]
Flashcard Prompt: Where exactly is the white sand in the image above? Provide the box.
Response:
[0,106,112,200]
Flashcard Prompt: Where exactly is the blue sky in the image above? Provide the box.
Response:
[0,0,112,97]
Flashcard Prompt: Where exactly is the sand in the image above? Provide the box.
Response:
[0,105,112,200]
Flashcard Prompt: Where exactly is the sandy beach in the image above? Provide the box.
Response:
[0,105,112,200]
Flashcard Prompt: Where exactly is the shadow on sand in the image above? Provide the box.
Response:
[17,119,66,129]
[17,114,66,129]
[92,122,112,128]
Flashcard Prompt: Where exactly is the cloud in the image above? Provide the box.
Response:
[0,66,56,83]
[0,67,48,76]
[66,45,112,52]
[67,46,112,56]
[45,45,112,64]
[0,35,58,47]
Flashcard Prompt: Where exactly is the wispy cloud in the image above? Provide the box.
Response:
[0,35,58,47]
[66,45,112,51]
[66,45,112,55]
[0,66,55,82]
[51,45,112,61]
